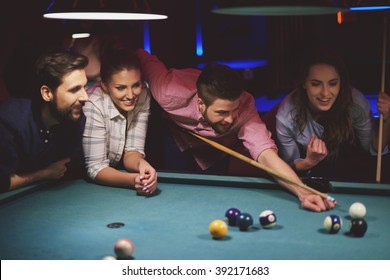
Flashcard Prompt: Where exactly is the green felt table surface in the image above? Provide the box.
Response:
[0,172,389,260]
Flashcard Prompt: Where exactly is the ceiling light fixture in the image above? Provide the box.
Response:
[211,0,348,16]
[43,0,168,20]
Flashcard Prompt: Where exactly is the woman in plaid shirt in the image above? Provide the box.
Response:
[83,46,157,195]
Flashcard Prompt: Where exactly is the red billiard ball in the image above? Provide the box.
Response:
[225,207,241,226]
[349,218,368,237]
[236,212,253,231]
[114,238,134,259]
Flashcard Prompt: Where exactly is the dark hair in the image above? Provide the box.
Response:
[100,46,141,85]
[35,50,88,91]
[196,63,243,106]
[291,48,354,158]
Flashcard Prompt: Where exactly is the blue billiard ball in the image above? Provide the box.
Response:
[225,208,241,226]
[259,210,277,228]
[236,212,253,231]
[350,218,367,237]
[323,214,343,234]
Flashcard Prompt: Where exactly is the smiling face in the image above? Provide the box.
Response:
[48,69,88,123]
[102,68,143,116]
[199,97,240,134]
[304,63,340,117]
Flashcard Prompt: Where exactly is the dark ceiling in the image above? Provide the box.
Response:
[1,1,389,97]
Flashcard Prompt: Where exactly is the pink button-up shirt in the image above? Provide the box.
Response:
[136,49,276,170]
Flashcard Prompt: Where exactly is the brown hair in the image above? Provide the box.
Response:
[36,50,88,91]
[196,63,243,107]
[100,45,141,86]
[291,48,355,158]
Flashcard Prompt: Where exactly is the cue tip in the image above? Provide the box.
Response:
[326,195,337,204]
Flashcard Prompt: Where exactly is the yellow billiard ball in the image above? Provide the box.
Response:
[209,219,228,239]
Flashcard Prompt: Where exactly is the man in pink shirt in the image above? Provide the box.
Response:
[137,48,335,212]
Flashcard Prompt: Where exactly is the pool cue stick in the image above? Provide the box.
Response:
[376,17,388,183]
[188,131,336,203]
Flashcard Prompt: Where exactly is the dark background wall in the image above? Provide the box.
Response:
[1,0,389,100]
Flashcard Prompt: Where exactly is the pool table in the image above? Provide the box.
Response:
[0,172,389,260]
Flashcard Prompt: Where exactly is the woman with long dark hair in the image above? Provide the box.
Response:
[274,48,382,179]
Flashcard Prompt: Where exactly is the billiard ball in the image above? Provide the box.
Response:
[102,255,117,260]
[349,218,368,237]
[259,210,277,228]
[209,219,228,239]
[225,207,241,226]
[236,212,253,231]
[349,202,366,219]
[323,214,343,233]
[114,238,134,259]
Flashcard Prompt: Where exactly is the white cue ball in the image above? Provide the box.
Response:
[102,255,117,260]
[349,202,366,219]
[114,238,134,259]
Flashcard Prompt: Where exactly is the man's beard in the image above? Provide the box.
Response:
[48,101,79,123]
[211,122,232,135]
[202,113,232,135]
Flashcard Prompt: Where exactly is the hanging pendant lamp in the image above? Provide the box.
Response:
[43,0,168,20]
[211,0,348,16]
